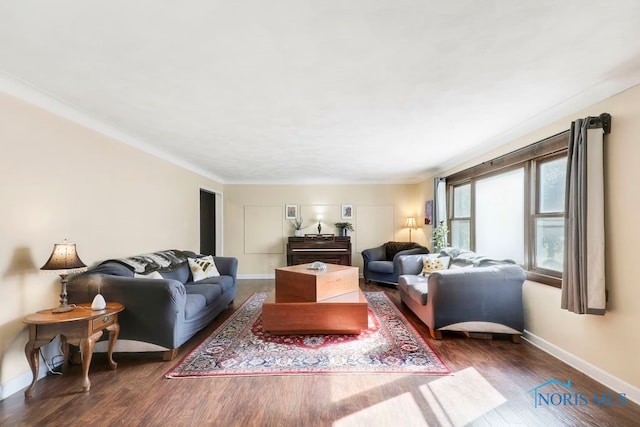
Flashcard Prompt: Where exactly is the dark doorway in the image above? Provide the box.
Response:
[200,189,216,256]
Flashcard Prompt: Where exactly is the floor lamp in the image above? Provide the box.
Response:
[405,217,417,242]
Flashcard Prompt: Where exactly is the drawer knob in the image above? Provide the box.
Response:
[103,315,110,323]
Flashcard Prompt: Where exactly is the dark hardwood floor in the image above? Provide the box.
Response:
[2,279,638,426]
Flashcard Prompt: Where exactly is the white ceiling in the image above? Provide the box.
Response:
[2,1,640,184]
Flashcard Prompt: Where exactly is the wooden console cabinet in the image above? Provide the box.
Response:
[286,236,352,266]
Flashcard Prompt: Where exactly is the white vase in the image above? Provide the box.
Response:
[294,230,303,237]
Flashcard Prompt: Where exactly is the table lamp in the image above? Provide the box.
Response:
[405,217,417,242]
[41,240,87,313]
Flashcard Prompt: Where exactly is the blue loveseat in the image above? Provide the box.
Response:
[398,249,525,341]
[67,249,237,360]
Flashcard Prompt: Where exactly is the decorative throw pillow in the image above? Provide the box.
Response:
[188,255,220,281]
[422,256,450,276]
[134,271,163,279]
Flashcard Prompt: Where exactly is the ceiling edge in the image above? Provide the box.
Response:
[224,175,429,185]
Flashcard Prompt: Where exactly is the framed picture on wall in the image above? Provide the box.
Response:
[425,200,433,225]
[341,204,353,219]
[285,205,298,220]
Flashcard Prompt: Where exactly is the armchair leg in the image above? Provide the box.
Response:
[429,329,442,340]
[511,334,521,344]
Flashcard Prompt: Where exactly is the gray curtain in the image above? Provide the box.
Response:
[561,115,609,315]
[432,177,447,251]
[433,177,447,227]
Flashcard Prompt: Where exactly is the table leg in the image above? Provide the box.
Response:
[61,335,69,372]
[24,341,39,398]
[106,322,120,370]
[79,330,103,392]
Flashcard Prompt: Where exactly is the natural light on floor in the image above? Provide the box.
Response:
[421,367,507,426]
[329,374,410,403]
[332,368,507,426]
[333,392,428,427]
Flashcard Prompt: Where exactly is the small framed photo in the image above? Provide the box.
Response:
[425,200,433,225]
[285,204,298,220]
[341,204,353,219]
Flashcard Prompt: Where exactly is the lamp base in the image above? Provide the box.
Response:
[52,304,75,314]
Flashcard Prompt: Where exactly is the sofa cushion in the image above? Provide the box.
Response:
[367,260,395,274]
[195,275,235,293]
[184,294,207,319]
[385,241,420,261]
[161,263,191,284]
[185,283,222,305]
[188,255,220,281]
[398,275,429,305]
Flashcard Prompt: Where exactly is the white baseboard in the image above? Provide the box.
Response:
[523,330,640,405]
[238,273,275,280]
[1,359,48,401]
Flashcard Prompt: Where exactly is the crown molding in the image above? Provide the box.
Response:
[0,72,226,184]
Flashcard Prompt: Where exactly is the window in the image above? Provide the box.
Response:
[476,167,525,264]
[532,156,567,275]
[450,184,471,250]
[445,131,569,287]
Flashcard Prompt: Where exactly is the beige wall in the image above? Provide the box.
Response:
[432,84,640,390]
[224,184,429,275]
[0,91,222,393]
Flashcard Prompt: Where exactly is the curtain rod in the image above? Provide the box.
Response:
[585,113,611,134]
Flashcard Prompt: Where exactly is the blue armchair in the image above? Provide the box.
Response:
[362,241,429,285]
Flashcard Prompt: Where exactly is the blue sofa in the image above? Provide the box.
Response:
[67,249,237,360]
[398,249,525,341]
[361,241,429,285]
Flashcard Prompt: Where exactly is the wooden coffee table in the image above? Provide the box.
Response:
[262,263,368,334]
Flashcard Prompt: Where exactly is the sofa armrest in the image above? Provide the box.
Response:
[67,273,187,348]
[362,245,386,263]
[398,254,427,275]
[427,264,526,331]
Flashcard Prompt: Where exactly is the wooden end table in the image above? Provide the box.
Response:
[22,302,124,397]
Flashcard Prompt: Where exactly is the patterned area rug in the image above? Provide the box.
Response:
[165,292,450,378]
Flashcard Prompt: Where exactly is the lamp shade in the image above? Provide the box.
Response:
[405,217,417,229]
[41,240,86,274]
